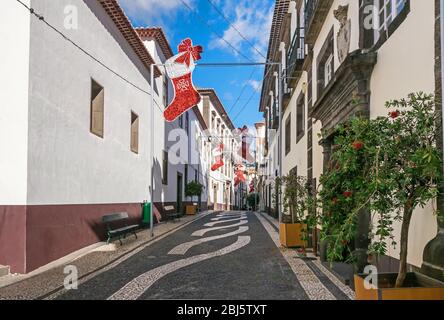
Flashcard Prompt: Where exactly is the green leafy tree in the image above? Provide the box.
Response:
[247,193,260,210]
[281,173,313,224]
[318,93,441,288]
[275,173,316,234]
[185,181,204,203]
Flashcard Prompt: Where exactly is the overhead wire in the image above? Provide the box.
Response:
[205,0,268,60]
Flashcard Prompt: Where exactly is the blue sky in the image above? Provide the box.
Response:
[118,0,274,128]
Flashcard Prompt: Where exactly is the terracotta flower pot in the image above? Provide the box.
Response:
[185,205,197,215]
[279,223,308,248]
[354,272,444,300]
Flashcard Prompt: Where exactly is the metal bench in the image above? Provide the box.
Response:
[102,212,139,245]
[164,205,181,222]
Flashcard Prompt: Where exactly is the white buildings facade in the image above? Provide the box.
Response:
[260,0,443,280]
[0,0,210,274]
[197,89,239,211]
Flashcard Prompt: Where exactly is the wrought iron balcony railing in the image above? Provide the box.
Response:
[286,27,305,88]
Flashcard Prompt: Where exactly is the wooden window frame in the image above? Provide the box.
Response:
[130,111,139,154]
[90,78,105,138]
[285,114,292,156]
[296,94,305,143]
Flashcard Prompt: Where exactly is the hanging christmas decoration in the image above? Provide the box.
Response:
[234,163,247,187]
[211,143,225,171]
[164,38,203,122]
[234,126,255,163]
[249,179,255,193]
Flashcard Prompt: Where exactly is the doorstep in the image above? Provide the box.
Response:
[0,265,10,278]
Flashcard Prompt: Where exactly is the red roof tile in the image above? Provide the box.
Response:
[97,0,162,77]
[135,27,174,60]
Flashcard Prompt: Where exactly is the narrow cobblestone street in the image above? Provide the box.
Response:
[0,211,353,300]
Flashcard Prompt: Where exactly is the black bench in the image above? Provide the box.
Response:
[164,205,181,222]
[102,212,139,245]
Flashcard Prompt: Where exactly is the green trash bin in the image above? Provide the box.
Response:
[142,201,151,225]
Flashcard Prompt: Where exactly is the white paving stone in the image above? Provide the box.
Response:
[44,211,215,300]
[168,226,249,255]
[108,236,251,300]
[205,216,247,227]
[258,212,355,299]
[255,213,336,300]
[211,215,247,221]
[192,220,248,237]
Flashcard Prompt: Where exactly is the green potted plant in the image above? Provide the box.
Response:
[318,93,444,299]
[276,173,313,248]
[185,181,204,215]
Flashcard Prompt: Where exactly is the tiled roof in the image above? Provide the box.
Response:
[135,27,174,60]
[259,0,290,112]
[97,0,161,77]
[198,88,235,131]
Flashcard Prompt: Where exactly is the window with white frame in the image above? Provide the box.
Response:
[376,0,406,35]
[324,54,333,88]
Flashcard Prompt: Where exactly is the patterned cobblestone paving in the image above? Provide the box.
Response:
[0,211,355,300]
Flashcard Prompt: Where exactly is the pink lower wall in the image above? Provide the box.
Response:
[0,203,142,274]
[0,206,27,274]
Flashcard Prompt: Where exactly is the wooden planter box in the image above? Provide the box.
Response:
[354,273,444,300]
[279,223,307,248]
[185,205,197,215]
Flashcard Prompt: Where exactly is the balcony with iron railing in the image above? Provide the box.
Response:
[286,27,305,88]
[304,0,334,45]
[271,101,279,130]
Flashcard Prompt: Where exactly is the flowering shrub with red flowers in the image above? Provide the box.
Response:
[315,92,441,288]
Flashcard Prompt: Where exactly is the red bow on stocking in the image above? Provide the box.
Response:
[175,38,203,67]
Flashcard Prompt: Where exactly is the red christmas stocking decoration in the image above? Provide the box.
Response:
[164,73,201,122]
[164,38,203,122]
[211,144,224,171]
[234,164,247,187]
[240,126,255,163]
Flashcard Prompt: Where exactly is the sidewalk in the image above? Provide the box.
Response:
[0,211,215,300]
[256,211,355,300]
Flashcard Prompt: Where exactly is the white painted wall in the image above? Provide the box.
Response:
[0,0,31,205]
[26,0,155,204]
[196,93,235,207]
[189,113,209,203]
[285,0,437,267]
[282,72,308,177]
[368,0,437,268]
[141,37,184,205]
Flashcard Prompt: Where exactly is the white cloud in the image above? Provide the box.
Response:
[246,79,262,92]
[118,0,194,26]
[209,0,273,60]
